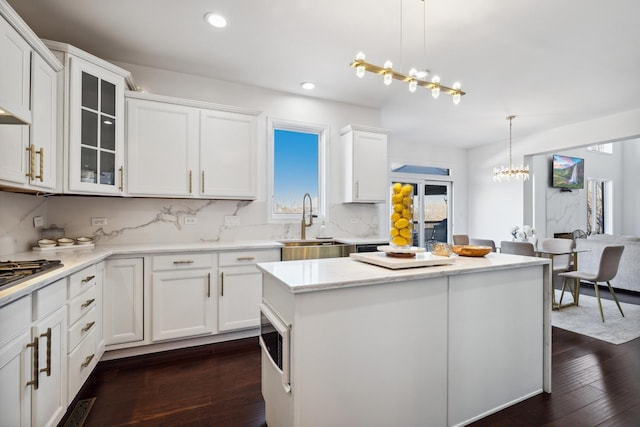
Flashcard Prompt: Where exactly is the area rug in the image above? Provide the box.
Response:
[63,397,95,427]
[551,292,640,345]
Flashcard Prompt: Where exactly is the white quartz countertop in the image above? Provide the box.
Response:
[257,252,550,293]
[0,240,283,306]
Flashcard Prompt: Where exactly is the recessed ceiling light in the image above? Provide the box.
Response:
[205,12,227,28]
[300,82,316,90]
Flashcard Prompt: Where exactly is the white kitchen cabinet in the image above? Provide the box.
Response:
[218,249,280,332]
[125,91,260,199]
[0,12,31,124]
[200,108,257,199]
[126,97,198,197]
[104,257,144,346]
[340,124,389,203]
[151,253,216,341]
[45,41,132,195]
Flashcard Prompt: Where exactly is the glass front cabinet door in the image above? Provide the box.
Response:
[68,56,124,194]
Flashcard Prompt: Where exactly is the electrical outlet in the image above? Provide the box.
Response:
[33,216,44,228]
[224,215,240,227]
[350,217,360,224]
[184,216,197,225]
[91,217,107,226]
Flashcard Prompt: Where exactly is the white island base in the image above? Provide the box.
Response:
[258,254,551,427]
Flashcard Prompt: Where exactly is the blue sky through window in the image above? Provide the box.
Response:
[273,129,318,214]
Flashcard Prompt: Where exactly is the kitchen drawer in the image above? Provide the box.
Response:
[219,249,280,267]
[68,306,98,352]
[152,253,214,271]
[33,278,67,321]
[68,284,97,325]
[0,294,31,345]
[68,328,97,401]
[68,264,97,298]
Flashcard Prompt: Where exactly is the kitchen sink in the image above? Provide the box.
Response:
[279,239,356,261]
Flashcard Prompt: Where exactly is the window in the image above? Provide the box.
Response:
[586,143,613,154]
[587,179,609,234]
[269,119,326,220]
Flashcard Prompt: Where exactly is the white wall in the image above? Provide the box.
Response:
[467,108,640,244]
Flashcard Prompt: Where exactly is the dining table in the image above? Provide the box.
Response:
[535,248,590,309]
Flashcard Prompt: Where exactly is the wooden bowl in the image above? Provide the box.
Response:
[452,245,492,257]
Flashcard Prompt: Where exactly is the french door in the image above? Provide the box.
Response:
[390,177,452,248]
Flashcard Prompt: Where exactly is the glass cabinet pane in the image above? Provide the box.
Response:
[81,72,98,110]
[81,110,98,147]
[101,80,116,116]
[81,147,97,183]
[101,115,115,151]
[99,151,115,185]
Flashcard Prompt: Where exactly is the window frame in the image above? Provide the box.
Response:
[267,117,328,222]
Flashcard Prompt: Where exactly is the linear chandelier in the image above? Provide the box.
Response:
[350,52,465,104]
[493,115,530,182]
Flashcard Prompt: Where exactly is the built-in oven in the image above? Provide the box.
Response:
[260,302,291,393]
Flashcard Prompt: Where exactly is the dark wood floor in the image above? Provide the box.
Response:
[61,292,640,427]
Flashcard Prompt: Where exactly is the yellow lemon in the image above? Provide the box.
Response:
[395,218,409,229]
[403,196,412,207]
[390,227,399,237]
[392,193,403,204]
[394,203,404,212]
[400,228,412,238]
[401,184,413,196]
[402,209,412,219]
[392,236,408,246]
[391,212,401,222]
[392,182,402,193]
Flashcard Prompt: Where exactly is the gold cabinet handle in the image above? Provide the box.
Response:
[81,275,95,283]
[201,170,205,194]
[189,170,193,193]
[119,166,124,192]
[81,298,95,308]
[220,272,224,296]
[207,272,211,298]
[35,147,44,181]
[25,145,35,180]
[172,260,194,265]
[81,321,96,333]
[81,354,95,369]
[236,256,255,261]
[356,180,360,198]
[26,336,39,389]
[39,328,52,377]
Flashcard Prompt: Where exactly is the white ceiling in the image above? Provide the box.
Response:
[8,0,640,148]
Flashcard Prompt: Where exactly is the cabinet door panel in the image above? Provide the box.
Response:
[0,16,31,122]
[352,131,387,202]
[127,99,198,196]
[0,126,29,185]
[219,266,262,331]
[200,109,257,199]
[104,258,144,345]
[0,330,31,427]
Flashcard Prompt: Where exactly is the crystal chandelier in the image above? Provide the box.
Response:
[350,0,465,104]
[493,115,530,182]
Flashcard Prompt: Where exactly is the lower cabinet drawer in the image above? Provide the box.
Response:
[68,306,99,352]
[68,284,97,325]
[68,329,97,401]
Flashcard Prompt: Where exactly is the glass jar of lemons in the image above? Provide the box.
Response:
[390,182,414,248]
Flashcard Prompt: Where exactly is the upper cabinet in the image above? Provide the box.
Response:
[45,41,134,195]
[0,3,62,192]
[126,91,260,199]
[340,124,389,203]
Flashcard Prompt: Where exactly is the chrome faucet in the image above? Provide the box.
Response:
[301,193,313,240]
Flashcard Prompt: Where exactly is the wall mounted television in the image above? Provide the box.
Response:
[552,154,584,189]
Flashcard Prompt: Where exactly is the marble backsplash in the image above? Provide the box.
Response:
[0,192,384,256]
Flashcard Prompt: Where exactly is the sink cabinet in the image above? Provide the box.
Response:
[340,124,389,203]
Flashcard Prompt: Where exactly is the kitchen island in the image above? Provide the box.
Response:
[257,252,551,427]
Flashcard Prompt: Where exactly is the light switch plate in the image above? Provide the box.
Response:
[224,215,240,227]
[184,216,197,225]
[91,217,107,226]
[33,216,44,228]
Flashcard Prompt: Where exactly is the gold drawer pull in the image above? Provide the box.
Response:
[81,298,95,308]
[236,256,255,261]
[81,321,96,333]
[26,336,39,389]
[39,328,52,377]
[119,166,124,192]
[25,145,35,180]
[81,275,95,283]
[81,354,95,368]
[173,260,194,265]
[35,147,44,181]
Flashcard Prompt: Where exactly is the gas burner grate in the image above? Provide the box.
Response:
[0,259,63,290]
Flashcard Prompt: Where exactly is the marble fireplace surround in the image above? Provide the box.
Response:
[0,192,384,256]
